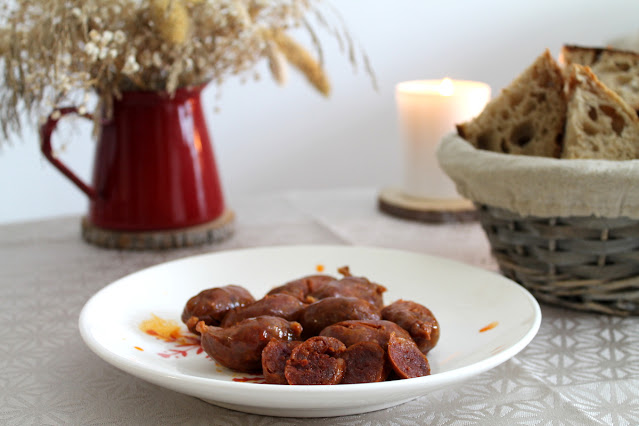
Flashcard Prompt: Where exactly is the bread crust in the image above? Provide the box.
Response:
[456,49,566,158]
[562,64,639,160]
[561,44,639,111]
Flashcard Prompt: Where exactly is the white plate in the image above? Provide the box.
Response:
[79,245,541,418]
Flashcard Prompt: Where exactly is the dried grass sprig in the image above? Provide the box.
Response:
[150,0,191,45]
[265,39,288,86]
[0,0,376,142]
[268,28,330,96]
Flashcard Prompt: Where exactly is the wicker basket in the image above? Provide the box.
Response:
[438,133,639,316]
[476,204,639,315]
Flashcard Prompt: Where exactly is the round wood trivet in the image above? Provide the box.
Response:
[81,209,235,250]
[378,188,477,223]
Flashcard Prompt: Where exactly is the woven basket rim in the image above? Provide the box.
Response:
[437,133,639,220]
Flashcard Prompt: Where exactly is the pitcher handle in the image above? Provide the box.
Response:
[40,107,97,199]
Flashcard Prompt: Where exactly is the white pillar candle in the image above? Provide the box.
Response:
[396,78,490,199]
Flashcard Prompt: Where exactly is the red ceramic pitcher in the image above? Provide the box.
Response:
[40,85,228,235]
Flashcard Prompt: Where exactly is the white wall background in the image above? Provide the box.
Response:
[2,0,639,224]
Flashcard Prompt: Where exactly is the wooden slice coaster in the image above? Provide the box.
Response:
[81,209,235,250]
[378,188,477,223]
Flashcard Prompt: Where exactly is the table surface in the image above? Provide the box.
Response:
[2,188,637,425]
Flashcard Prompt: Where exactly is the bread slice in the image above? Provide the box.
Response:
[560,45,639,111]
[562,64,639,160]
[456,49,566,157]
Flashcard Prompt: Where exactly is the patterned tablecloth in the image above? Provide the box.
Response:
[2,188,637,425]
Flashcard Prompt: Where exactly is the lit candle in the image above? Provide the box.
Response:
[396,78,490,199]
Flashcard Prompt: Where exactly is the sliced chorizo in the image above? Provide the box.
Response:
[319,319,411,349]
[261,339,302,385]
[382,299,440,354]
[339,341,389,384]
[309,267,386,308]
[182,285,255,334]
[220,294,306,327]
[298,297,381,337]
[197,316,302,373]
[266,274,335,303]
[284,336,346,385]
[387,332,431,379]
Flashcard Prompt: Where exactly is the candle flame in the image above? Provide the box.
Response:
[439,78,454,96]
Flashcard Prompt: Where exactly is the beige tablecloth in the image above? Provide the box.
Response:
[1,188,637,425]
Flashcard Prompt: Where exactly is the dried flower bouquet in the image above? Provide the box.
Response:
[0,0,374,138]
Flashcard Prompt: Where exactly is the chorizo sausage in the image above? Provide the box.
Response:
[387,332,431,379]
[298,297,381,337]
[285,336,346,385]
[339,341,389,384]
[381,300,440,354]
[182,285,255,334]
[197,316,302,372]
[261,339,302,385]
[319,319,412,349]
[309,268,386,308]
[220,294,306,327]
[266,274,335,303]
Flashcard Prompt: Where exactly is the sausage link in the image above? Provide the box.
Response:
[182,285,255,334]
[299,297,381,338]
[309,275,386,309]
[197,316,302,373]
[387,332,431,379]
[381,299,440,354]
[284,336,346,385]
[267,275,335,303]
[261,339,302,384]
[320,319,411,349]
[221,294,306,327]
[340,341,389,384]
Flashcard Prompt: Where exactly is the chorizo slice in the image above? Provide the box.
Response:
[299,297,381,338]
[319,319,412,349]
[382,299,440,354]
[285,336,346,385]
[261,339,302,385]
[387,332,431,379]
[267,274,335,303]
[197,316,303,373]
[220,294,306,327]
[309,267,386,308]
[340,341,389,384]
[182,285,255,334]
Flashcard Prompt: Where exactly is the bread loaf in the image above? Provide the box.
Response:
[560,45,639,111]
[562,64,639,160]
[456,49,566,157]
